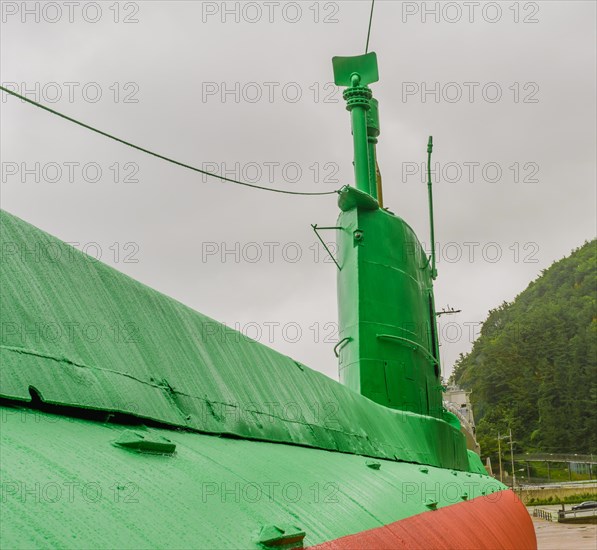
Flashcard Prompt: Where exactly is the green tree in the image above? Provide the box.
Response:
[452,240,597,457]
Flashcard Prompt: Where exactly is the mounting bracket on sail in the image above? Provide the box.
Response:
[311,224,342,270]
[332,52,379,87]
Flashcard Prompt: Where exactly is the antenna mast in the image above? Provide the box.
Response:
[427,136,437,279]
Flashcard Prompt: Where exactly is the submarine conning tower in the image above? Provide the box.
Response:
[333,52,443,418]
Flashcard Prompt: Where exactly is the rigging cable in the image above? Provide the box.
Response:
[0,85,339,197]
[365,0,376,54]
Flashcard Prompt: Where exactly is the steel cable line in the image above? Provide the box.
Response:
[0,85,340,197]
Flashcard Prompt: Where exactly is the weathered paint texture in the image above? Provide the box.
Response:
[0,406,508,550]
[312,490,537,550]
[0,209,473,471]
[336,193,443,417]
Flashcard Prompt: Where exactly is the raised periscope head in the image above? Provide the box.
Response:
[333,53,443,418]
[332,52,380,200]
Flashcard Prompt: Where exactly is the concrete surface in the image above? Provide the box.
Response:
[529,506,597,550]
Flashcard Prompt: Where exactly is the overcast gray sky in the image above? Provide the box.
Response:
[1,0,596,381]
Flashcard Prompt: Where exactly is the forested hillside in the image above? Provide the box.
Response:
[451,240,596,457]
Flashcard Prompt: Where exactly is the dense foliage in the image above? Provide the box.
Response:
[451,240,597,457]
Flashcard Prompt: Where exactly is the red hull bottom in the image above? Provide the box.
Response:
[313,490,536,550]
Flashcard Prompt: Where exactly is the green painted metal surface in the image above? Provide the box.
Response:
[0,209,470,471]
[332,53,379,87]
[334,53,443,419]
[467,450,489,475]
[333,53,379,194]
[0,405,505,549]
[426,136,438,280]
[336,204,443,417]
[366,98,381,199]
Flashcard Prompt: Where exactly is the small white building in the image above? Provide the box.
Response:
[443,385,479,455]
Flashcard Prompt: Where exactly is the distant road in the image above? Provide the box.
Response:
[520,481,597,490]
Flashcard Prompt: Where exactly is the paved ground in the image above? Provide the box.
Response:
[528,507,596,550]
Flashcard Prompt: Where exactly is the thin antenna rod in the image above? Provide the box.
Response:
[365,0,376,53]
[427,136,438,279]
